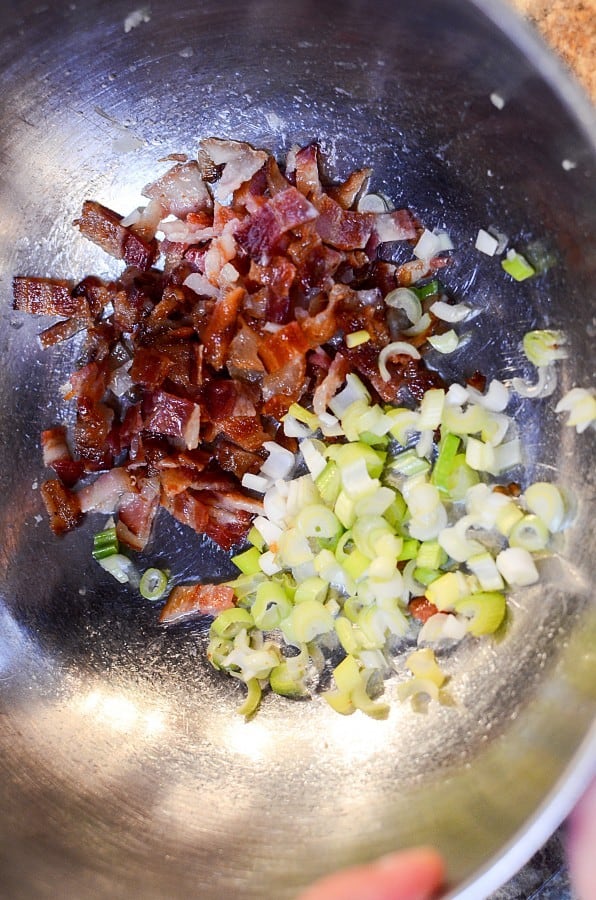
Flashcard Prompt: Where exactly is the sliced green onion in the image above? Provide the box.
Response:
[139,567,168,600]
[211,608,255,639]
[295,504,342,541]
[431,433,461,495]
[509,514,549,551]
[96,553,138,585]
[288,403,320,431]
[386,449,431,479]
[294,577,328,605]
[237,678,262,718]
[524,482,565,532]
[397,538,420,561]
[496,547,539,587]
[346,329,371,348]
[232,546,263,576]
[501,250,535,282]
[384,288,422,324]
[427,330,460,354]
[270,658,309,699]
[405,647,445,687]
[413,567,441,586]
[413,279,440,300]
[522,329,567,366]
[378,341,420,382]
[453,591,506,636]
[252,582,292,630]
[92,526,119,560]
[247,525,266,552]
[417,540,447,570]
[282,599,335,645]
[555,387,596,433]
[466,552,504,592]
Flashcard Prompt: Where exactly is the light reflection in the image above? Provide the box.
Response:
[223,717,272,761]
[78,688,165,737]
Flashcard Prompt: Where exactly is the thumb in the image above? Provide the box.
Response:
[297,846,445,900]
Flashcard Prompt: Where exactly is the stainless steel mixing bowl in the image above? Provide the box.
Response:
[0,0,594,897]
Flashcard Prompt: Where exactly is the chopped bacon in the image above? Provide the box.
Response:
[202,286,244,370]
[116,477,160,550]
[199,137,268,201]
[18,137,446,557]
[41,426,83,487]
[372,209,418,244]
[159,583,235,623]
[258,321,309,372]
[145,390,201,450]
[313,353,350,416]
[77,466,134,513]
[226,321,265,382]
[214,439,263,479]
[76,200,158,270]
[40,479,82,535]
[142,161,212,217]
[313,194,374,251]
[13,277,80,317]
[294,144,322,198]
[329,167,372,209]
[235,188,318,262]
[409,597,439,624]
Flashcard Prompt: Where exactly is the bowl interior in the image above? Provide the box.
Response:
[0,1,594,897]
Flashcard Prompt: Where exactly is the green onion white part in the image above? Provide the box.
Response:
[201,372,570,719]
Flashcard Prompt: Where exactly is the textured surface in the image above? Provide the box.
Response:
[0,1,595,899]
[511,0,596,101]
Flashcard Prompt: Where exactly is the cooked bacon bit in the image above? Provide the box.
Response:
[13,277,80,317]
[159,583,235,623]
[18,138,446,555]
[329,167,372,209]
[258,321,309,372]
[313,353,350,416]
[214,439,263,479]
[129,347,172,389]
[41,426,83,487]
[77,467,134,513]
[294,144,322,198]
[372,209,418,244]
[76,200,158,270]
[199,137,268,201]
[467,370,487,393]
[142,161,212,217]
[40,479,83,535]
[116,477,160,551]
[74,400,114,470]
[493,482,522,497]
[235,187,318,262]
[145,390,202,450]
[313,194,374,251]
[409,597,439,624]
[202,286,244,370]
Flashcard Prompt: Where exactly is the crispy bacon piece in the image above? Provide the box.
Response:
[41,426,83,487]
[199,137,268,202]
[129,347,173,389]
[329,167,372,209]
[313,353,350,416]
[226,321,265,382]
[116,477,160,551]
[74,399,114,471]
[77,466,134,513]
[247,255,297,323]
[294,144,322,198]
[409,597,439,624]
[159,583,235,623]
[202,286,244,370]
[40,479,83,535]
[162,489,210,534]
[372,210,418,244]
[216,416,271,452]
[145,390,201,450]
[13,277,81,317]
[76,200,158,270]
[258,321,309,372]
[214,439,263,479]
[142,161,212,217]
[313,194,374,251]
[235,188,318,262]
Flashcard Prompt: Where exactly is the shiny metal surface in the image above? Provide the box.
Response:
[0,1,594,897]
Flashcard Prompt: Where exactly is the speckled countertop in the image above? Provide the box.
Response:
[486,4,594,899]
[511,0,596,101]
